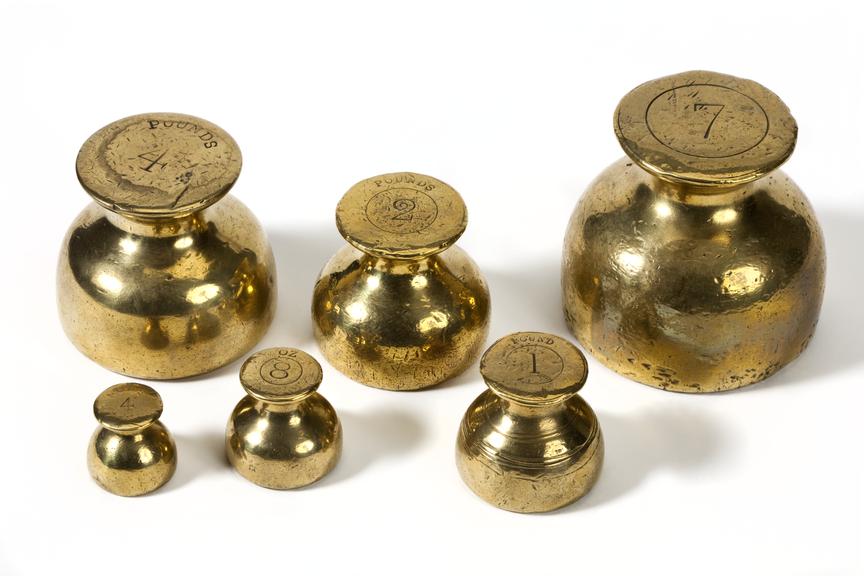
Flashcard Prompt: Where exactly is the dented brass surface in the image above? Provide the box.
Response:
[312,172,491,390]
[87,383,177,496]
[226,348,342,489]
[456,332,603,513]
[562,71,825,392]
[58,113,276,379]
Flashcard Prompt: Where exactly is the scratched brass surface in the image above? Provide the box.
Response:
[312,172,491,390]
[456,332,603,513]
[58,113,276,379]
[226,348,342,489]
[614,70,797,187]
[562,71,825,392]
[87,383,177,496]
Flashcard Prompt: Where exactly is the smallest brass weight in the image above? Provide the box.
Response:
[87,383,177,496]
[456,332,604,513]
[226,347,342,489]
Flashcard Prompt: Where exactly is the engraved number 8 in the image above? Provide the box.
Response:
[268,361,292,380]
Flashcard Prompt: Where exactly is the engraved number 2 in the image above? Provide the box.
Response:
[693,103,725,139]
[391,199,417,221]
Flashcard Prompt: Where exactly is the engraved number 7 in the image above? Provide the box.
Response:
[693,103,725,139]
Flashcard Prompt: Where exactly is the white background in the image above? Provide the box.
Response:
[0,1,861,575]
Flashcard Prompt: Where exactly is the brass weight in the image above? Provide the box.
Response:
[226,348,342,489]
[562,71,826,392]
[87,383,177,496]
[456,332,604,513]
[312,172,491,390]
[58,113,276,379]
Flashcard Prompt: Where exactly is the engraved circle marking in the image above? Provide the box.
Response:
[503,344,565,386]
[259,355,304,386]
[645,84,769,159]
[365,188,439,234]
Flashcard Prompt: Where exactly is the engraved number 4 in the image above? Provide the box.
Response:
[137,150,168,172]
[693,103,725,139]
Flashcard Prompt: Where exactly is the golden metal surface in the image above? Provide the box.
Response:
[456,332,603,513]
[76,113,241,219]
[226,348,342,489]
[87,383,177,496]
[615,71,797,187]
[58,113,276,379]
[313,172,491,391]
[563,71,825,392]
[335,172,468,259]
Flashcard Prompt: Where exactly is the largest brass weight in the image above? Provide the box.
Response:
[562,71,825,392]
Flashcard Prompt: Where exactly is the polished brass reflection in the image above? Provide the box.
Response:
[456,332,604,513]
[87,383,177,496]
[562,71,825,392]
[312,172,491,391]
[226,348,342,489]
[58,113,276,379]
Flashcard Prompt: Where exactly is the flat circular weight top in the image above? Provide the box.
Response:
[94,383,163,432]
[76,113,242,219]
[614,71,797,187]
[480,332,588,404]
[240,348,323,403]
[335,172,468,259]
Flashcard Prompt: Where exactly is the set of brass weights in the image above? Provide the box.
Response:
[60,70,825,512]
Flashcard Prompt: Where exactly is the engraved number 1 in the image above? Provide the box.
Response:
[529,352,539,374]
[693,103,725,139]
